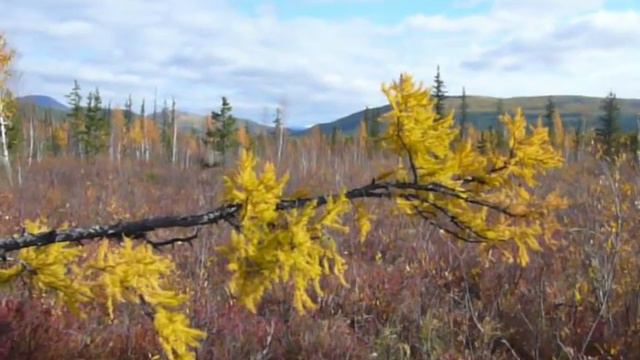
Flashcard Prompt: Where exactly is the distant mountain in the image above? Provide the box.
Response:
[19,93,640,137]
[18,95,68,112]
[301,95,640,135]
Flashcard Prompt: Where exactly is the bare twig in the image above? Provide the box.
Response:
[147,228,200,249]
[580,162,623,356]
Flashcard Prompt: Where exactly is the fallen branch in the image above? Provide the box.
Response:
[0,181,518,253]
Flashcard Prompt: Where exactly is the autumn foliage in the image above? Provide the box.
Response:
[2,32,639,358]
[0,71,574,359]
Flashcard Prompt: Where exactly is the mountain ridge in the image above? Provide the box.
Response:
[17,94,640,135]
[301,95,640,135]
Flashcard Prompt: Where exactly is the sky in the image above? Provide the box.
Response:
[2,0,640,127]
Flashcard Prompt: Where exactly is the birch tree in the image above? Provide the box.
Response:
[0,36,14,185]
[274,107,285,166]
[171,98,178,164]
[0,92,12,185]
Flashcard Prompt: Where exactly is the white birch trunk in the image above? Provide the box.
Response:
[0,99,13,186]
[28,115,34,166]
[109,122,115,162]
[636,114,640,165]
[171,115,178,164]
[276,125,285,167]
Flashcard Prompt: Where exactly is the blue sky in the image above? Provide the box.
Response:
[3,0,640,127]
[234,0,488,22]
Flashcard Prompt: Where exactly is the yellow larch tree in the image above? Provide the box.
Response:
[53,122,70,155]
[0,72,567,358]
[236,123,251,150]
[379,74,565,265]
[128,118,145,159]
[110,108,126,161]
[552,111,566,155]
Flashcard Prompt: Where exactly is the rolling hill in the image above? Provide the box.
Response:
[16,94,640,137]
[18,95,68,111]
[302,95,640,136]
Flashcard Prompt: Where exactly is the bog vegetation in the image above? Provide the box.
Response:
[1,34,640,359]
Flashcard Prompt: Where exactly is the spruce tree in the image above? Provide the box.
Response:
[273,107,284,165]
[544,96,556,140]
[211,97,237,164]
[124,94,133,128]
[94,88,109,155]
[82,88,109,156]
[459,87,469,139]
[5,98,22,156]
[66,80,86,157]
[140,99,147,160]
[432,65,447,119]
[84,91,94,156]
[363,107,381,140]
[596,91,621,160]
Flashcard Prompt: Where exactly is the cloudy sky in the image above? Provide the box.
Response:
[3,0,639,127]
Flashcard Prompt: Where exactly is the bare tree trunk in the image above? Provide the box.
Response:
[636,114,640,165]
[144,135,150,162]
[142,118,148,162]
[109,121,115,162]
[0,98,12,186]
[171,114,178,164]
[28,114,34,166]
[276,124,284,167]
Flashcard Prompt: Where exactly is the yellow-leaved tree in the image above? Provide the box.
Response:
[379,74,565,265]
[0,72,566,358]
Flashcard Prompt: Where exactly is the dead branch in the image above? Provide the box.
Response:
[0,180,522,253]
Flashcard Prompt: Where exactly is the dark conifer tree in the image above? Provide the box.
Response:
[66,80,86,157]
[124,94,133,128]
[432,65,447,119]
[210,96,237,164]
[596,91,621,160]
[545,96,556,140]
[459,87,469,139]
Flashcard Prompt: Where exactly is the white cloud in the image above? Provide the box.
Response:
[2,0,639,125]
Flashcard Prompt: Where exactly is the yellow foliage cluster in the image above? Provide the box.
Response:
[236,124,251,149]
[219,150,360,313]
[0,219,91,313]
[90,237,205,360]
[380,74,565,265]
[128,118,145,146]
[0,35,13,84]
[154,307,207,360]
[0,219,204,360]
